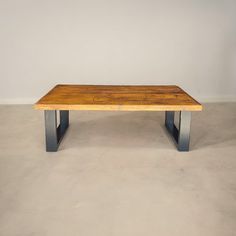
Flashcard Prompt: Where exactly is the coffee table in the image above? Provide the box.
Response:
[34,84,202,152]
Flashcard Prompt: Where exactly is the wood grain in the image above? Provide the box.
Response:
[34,85,203,111]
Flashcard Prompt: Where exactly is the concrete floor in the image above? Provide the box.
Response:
[0,103,236,236]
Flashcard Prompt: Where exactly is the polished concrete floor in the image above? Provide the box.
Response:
[0,103,236,236]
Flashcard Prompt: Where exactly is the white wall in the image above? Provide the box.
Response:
[1,0,236,103]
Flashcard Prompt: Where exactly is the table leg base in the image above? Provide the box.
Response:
[44,110,69,152]
[44,110,191,152]
[165,111,191,151]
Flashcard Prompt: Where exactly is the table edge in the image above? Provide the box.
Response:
[34,103,203,111]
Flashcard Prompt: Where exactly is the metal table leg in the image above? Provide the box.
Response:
[44,110,69,152]
[165,111,191,151]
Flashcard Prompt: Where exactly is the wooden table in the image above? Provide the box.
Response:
[34,84,202,152]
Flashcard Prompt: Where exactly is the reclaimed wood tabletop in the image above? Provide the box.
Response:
[34,84,202,111]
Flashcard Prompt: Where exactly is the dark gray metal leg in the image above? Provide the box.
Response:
[178,111,191,151]
[165,111,175,134]
[44,110,69,152]
[58,110,69,139]
[165,111,191,151]
[45,110,58,152]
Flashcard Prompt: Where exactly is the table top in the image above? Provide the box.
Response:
[34,84,202,111]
